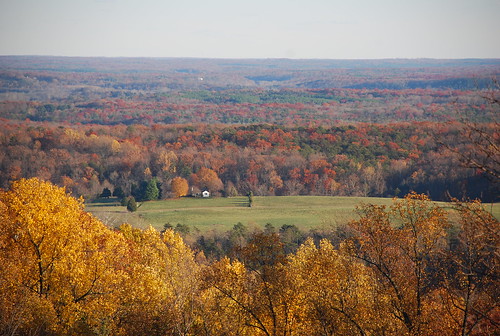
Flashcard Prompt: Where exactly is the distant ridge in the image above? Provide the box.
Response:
[1,55,499,90]
[1,55,500,72]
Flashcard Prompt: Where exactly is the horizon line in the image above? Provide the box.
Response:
[1,55,500,61]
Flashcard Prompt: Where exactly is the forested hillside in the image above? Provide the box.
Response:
[0,56,498,201]
[0,121,497,201]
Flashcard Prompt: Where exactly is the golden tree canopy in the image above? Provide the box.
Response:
[171,176,189,198]
[0,178,126,334]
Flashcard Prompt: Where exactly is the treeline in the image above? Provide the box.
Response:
[0,121,496,201]
[1,178,498,335]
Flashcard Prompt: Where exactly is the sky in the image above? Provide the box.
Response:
[0,0,499,59]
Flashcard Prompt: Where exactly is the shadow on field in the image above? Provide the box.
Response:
[88,198,121,207]
[230,199,250,207]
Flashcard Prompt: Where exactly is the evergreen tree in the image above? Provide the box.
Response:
[126,196,137,212]
[143,179,160,201]
[100,187,112,198]
[113,186,125,199]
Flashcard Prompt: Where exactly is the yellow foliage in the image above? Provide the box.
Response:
[111,139,121,153]
[0,178,126,334]
[201,257,253,335]
[288,238,394,335]
[171,176,189,198]
[64,128,82,139]
[1,181,497,336]
[350,192,453,335]
[117,224,201,335]
[155,150,178,174]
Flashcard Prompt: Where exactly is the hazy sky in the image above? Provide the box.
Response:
[1,0,499,59]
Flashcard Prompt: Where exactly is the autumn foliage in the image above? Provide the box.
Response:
[0,178,498,335]
[0,178,126,334]
[0,121,496,202]
[171,176,189,198]
[1,58,498,203]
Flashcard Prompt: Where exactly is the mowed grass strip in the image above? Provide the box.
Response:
[88,196,394,232]
[87,196,500,233]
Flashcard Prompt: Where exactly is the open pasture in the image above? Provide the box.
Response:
[87,196,392,232]
[87,196,500,233]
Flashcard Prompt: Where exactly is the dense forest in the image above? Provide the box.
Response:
[0,57,498,201]
[0,120,497,202]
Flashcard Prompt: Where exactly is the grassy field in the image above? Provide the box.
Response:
[86,196,500,234]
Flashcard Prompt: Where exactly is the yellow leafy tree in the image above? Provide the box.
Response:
[153,149,178,178]
[440,199,500,335]
[349,192,451,335]
[117,224,201,336]
[287,238,395,335]
[171,176,189,198]
[199,257,252,336]
[204,232,302,336]
[0,178,127,335]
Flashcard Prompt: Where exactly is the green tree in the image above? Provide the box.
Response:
[175,223,191,235]
[100,187,112,198]
[113,186,125,198]
[264,223,276,234]
[279,224,303,254]
[228,222,248,251]
[126,196,138,212]
[248,191,254,207]
[143,178,160,201]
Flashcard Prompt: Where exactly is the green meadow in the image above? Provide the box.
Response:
[87,196,500,234]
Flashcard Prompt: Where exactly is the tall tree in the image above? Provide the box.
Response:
[206,232,301,336]
[171,176,189,198]
[288,238,391,335]
[126,195,138,212]
[117,225,201,336]
[143,178,160,201]
[196,167,223,193]
[444,199,500,335]
[0,178,126,334]
[348,192,450,335]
